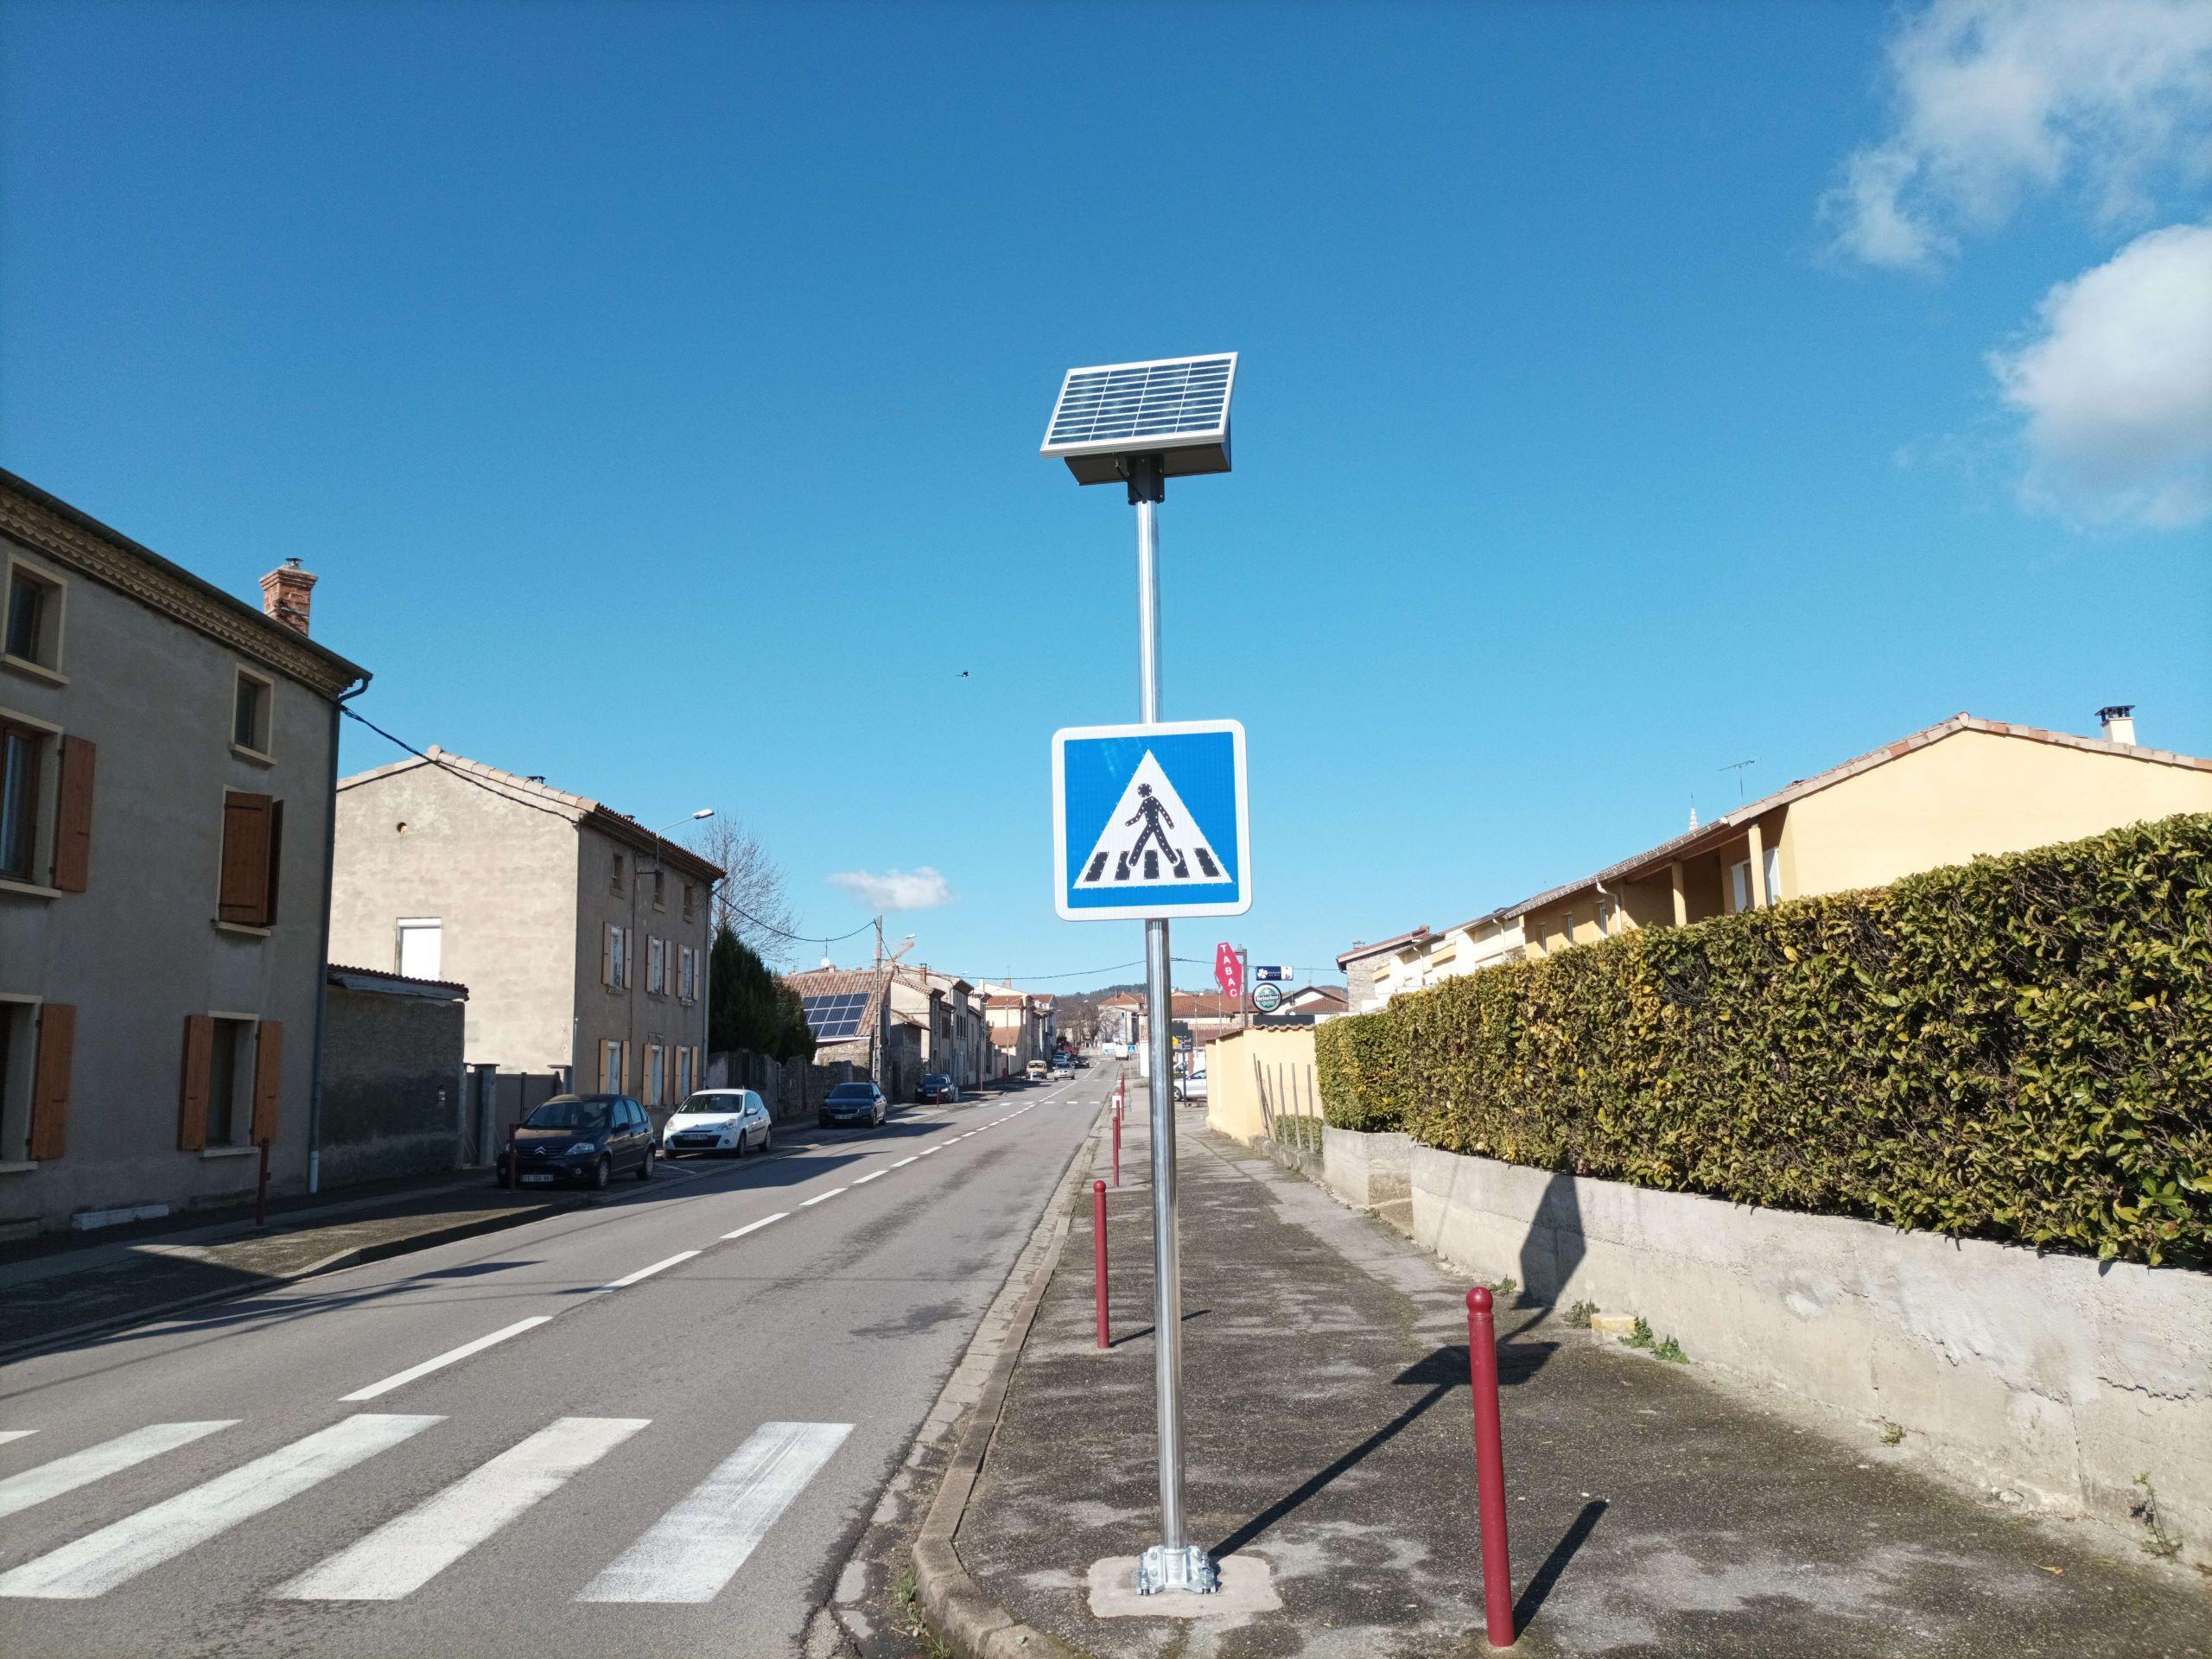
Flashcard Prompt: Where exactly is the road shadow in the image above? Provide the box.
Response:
[1515,1498,1607,1634]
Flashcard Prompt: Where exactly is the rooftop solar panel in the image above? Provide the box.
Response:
[802,992,871,1043]
[1041,353,1237,486]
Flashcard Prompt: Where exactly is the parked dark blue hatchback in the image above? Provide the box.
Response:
[817,1082,887,1129]
[502,1094,657,1190]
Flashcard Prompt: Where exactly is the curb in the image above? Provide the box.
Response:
[0,1197,583,1366]
[911,1113,1095,1659]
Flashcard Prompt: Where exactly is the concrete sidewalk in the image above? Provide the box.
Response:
[938,1109,2208,1657]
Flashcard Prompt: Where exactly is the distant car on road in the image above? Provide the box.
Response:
[1049,1058,1073,1079]
[505,1093,657,1189]
[917,1074,959,1104]
[1173,1063,1210,1104]
[664,1090,772,1158]
[1025,1058,1048,1083]
[819,1081,887,1128]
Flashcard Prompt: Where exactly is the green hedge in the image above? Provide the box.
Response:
[1318,815,2212,1266]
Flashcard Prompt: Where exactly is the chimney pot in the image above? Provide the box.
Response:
[2096,704,2137,747]
[259,562,319,637]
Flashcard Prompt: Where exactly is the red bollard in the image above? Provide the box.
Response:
[1112,1110,1122,1186]
[254,1138,271,1228]
[1466,1286,1516,1647]
[1092,1179,1109,1349]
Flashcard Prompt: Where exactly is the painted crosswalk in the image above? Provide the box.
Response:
[0,1412,852,1607]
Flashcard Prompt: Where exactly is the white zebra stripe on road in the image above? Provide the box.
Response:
[575,1421,851,1604]
[0,1431,37,1447]
[0,1414,440,1599]
[278,1416,648,1601]
[0,1421,235,1522]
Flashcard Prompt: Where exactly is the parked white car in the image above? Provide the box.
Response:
[663,1089,773,1157]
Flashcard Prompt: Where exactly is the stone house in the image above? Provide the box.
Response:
[890,964,988,1092]
[0,472,370,1235]
[327,748,721,1117]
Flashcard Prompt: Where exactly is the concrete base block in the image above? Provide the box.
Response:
[1086,1554,1280,1619]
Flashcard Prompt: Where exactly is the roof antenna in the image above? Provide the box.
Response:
[1720,759,1757,801]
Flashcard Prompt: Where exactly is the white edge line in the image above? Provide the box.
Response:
[600,1250,701,1291]
[799,1188,847,1206]
[721,1213,788,1240]
[340,1317,554,1402]
[852,1170,887,1185]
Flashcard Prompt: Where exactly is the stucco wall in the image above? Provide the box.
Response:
[319,986,466,1186]
[330,763,578,1071]
[1204,1026,1318,1145]
[571,819,709,1105]
[1782,728,2212,898]
[1,534,336,1231]
[1406,1143,2212,1568]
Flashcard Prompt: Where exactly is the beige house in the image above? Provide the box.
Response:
[328,748,721,1112]
[890,964,989,1091]
[1345,710,2212,1001]
[1,472,370,1234]
[1512,710,2212,955]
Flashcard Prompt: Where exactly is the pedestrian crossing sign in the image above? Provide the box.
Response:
[1052,719,1250,921]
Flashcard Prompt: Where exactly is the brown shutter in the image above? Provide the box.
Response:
[219,794,272,925]
[262,799,283,926]
[29,1002,74,1160]
[52,739,95,893]
[251,1020,283,1146]
[601,926,613,986]
[179,1014,213,1150]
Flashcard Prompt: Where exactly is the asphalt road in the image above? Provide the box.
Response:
[0,1072,1113,1658]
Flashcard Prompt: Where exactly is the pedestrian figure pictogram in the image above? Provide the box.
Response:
[1073,751,1229,893]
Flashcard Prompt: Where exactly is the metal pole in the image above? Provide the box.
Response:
[1466,1286,1516,1647]
[1130,456,1215,1597]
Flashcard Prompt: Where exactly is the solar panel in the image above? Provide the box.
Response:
[1040,353,1237,486]
[802,992,871,1043]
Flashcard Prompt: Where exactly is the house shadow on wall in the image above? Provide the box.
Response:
[1516,1169,1586,1310]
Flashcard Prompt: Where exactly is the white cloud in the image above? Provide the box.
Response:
[1987,219,2212,527]
[826,867,954,911]
[1824,0,2212,270]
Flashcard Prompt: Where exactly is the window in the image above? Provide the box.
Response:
[604,925,628,988]
[232,668,273,759]
[647,936,665,995]
[0,997,71,1164]
[1764,845,1782,907]
[177,1014,279,1151]
[675,1046,694,1100]
[598,1039,627,1094]
[3,560,64,677]
[682,882,696,921]
[645,1044,665,1108]
[651,868,666,911]
[217,791,283,927]
[1729,859,1751,914]
[678,945,695,1003]
[610,851,625,894]
[1,717,45,883]
[397,918,442,980]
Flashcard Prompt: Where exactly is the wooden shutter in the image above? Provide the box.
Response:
[178,1014,213,1150]
[219,794,272,924]
[601,926,613,987]
[29,1002,74,1160]
[251,1020,283,1146]
[262,800,283,926]
[52,738,94,893]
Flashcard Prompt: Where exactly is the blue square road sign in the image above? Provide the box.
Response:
[1052,720,1250,922]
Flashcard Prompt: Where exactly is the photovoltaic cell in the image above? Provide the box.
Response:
[1045,356,1233,448]
[801,993,870,1043]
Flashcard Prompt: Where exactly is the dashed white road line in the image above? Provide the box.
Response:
[920,1147,942,1156]
[852,1170,886,1185]
[799,1188,846,1207]
[599,1251,699,1291]
[890,1157,918,1168]
[721,1213,787,1240]
[0,1421,235,1522]
[341,1319,553,1402]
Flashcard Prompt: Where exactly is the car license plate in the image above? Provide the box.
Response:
[520,1172,554,1185]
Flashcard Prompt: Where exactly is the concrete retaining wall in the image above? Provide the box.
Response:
[1320,1126,1414,1236]
[1403,1142,2212,1567]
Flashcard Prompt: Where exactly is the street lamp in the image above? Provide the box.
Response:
[1040,353,1237,1599]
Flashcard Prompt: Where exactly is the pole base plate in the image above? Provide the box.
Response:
[1135,1543,1219,1595]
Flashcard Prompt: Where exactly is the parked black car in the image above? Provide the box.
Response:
[916,1074,959,1104]
[503,1094,656,1190]
[818,1081,887,1128]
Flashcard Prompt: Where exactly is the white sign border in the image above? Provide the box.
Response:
[1052,718,1252,923]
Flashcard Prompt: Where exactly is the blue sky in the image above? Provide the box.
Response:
[5,1,2207,990]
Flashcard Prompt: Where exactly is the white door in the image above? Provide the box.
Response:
[397,918,442,980]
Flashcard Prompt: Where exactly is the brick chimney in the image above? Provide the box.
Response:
[259,558,317,636]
